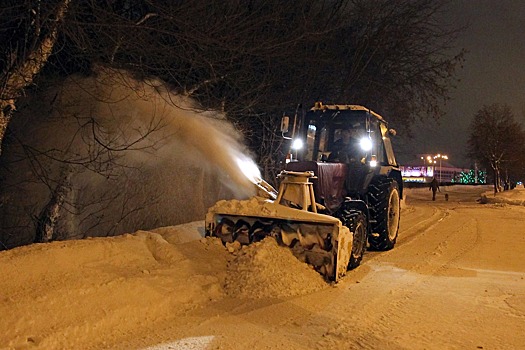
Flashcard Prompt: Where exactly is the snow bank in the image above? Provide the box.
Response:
[150,221,205,244]
[480,188,525,206]
[403,185,525,207]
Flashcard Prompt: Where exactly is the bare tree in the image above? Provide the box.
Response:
[294,0,466,128]
[0,0,70,155]
[1,70,170,246]
[34,166,71,243]
[2,0,464,172]
[467,103,525,194]
[236,0,466,179]
[0,0,467,248]
[1,0,465,152]
[0,69,250,249]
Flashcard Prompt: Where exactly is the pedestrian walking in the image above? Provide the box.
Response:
[429,177,440,201]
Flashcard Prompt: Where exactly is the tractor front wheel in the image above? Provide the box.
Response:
[336,206,368,269]
[348,211,367,269]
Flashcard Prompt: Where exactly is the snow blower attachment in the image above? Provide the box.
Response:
[205,170,353,281]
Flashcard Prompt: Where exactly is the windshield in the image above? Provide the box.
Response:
[303,111,374,162]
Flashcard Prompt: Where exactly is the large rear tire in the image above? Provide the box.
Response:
[367,177,400,251]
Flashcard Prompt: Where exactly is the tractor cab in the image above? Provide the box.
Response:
[282,103,401,209]
[287,103,397,168]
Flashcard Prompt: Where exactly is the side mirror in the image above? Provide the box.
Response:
[388,129,397,136]
[281,116,290,133]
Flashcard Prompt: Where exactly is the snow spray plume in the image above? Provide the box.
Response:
[64,68,259,198]
[0,68,260,245]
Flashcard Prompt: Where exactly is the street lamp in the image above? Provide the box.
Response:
[433,154,448,183]
[423,155,435,177]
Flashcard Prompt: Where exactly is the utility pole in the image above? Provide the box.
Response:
[433,154,448,184]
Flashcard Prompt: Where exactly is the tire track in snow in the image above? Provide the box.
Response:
[315,204,482,349]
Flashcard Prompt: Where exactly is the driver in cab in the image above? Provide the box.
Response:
[328,124,366,163]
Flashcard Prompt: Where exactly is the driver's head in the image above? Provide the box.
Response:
[342,126,360,141]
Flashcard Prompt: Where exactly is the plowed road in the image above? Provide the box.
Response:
[132,186,525,350]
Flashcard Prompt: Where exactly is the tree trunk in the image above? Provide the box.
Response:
[493,167,501,194]
[0,107,11,154]
[34,170,72,243]
[0,0,70,155]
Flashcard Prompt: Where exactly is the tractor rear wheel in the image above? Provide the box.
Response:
[367,177,400,251]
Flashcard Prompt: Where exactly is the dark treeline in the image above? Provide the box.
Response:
[467,103,525,194]
[2,0,465,171]
[0,0,465,248]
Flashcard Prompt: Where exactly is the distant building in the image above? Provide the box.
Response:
[400,160,467,183]
[399,165,435,183]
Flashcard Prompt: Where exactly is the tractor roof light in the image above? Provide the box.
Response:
[370,155,378,167]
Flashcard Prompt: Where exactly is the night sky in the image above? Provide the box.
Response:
[397,0,525,168]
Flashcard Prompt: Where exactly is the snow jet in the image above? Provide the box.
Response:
[0,68,258,247]
[66,68,259,198]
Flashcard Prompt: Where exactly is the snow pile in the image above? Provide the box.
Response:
[150,221,205,244]
[224,238,327,299]
[0,226,230,349]
[207,197,269,216]
[480,187,525,206]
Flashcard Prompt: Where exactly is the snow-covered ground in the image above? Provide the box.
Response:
[1,185,525,349]
[405,183,525,206]
[480,186,525,206]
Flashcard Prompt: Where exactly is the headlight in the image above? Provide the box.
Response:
[291,139,303,150]
[370,155,378,167]
[359,137,372,151]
